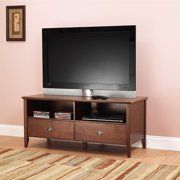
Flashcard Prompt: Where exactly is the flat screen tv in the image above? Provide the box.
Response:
[43,26,136,96]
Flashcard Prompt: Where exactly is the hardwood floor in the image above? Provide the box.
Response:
[0,135,180,166]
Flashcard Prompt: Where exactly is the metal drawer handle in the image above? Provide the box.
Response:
[96,130,103,136]
[47,127,53,132]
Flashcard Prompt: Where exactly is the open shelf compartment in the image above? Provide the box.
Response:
[75,102,126,123]
[27,100,74,120]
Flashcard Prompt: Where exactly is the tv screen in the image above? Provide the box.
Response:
[43,26,136,91]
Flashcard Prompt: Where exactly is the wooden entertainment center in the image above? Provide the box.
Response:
[22,94,147,158]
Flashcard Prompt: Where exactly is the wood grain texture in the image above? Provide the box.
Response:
[23,99,29,147]
[22,94,148,104]
[125,100,147,157]
[52,120,74,140]
[22,94,147,158]
[129,101,145,145]
[126,104,131,158]
[143,100,147,149]
[75,121,126,145]
[28,118,74,140]
[28,119,52,138]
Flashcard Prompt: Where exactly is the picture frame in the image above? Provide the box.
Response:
[6,6,26,41]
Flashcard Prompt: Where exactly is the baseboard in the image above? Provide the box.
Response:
[132,135,180,151]
[0,124,179,151]
[0,124,23,137]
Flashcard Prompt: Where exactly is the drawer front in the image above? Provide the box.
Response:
[28,119,74,140]
[75,121,126,145]
[51,121,74,140]
[28,119,52,138]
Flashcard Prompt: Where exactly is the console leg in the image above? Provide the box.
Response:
[126,145,131,158]
[82,142,87,150]
[142,138,146,149]
[24,137,29,148]
[47,138,51,146]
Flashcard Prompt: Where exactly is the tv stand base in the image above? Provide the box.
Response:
[22,94,147,158]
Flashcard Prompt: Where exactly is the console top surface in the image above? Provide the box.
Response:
[22,94,148,104]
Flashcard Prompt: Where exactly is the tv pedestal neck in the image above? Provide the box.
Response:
[82,89,94,97]
[22,94,148,158]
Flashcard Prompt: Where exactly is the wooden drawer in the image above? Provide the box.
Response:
[75,121,126,145]
[28,118,74,140]
[51,120,74,140]
[28,119,52,138]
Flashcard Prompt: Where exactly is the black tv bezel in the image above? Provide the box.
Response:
[43,26,136,91]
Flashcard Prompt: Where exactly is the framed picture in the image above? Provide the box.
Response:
[6,6,26,41]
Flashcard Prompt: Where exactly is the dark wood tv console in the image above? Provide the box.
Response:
[22,94,148,158]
